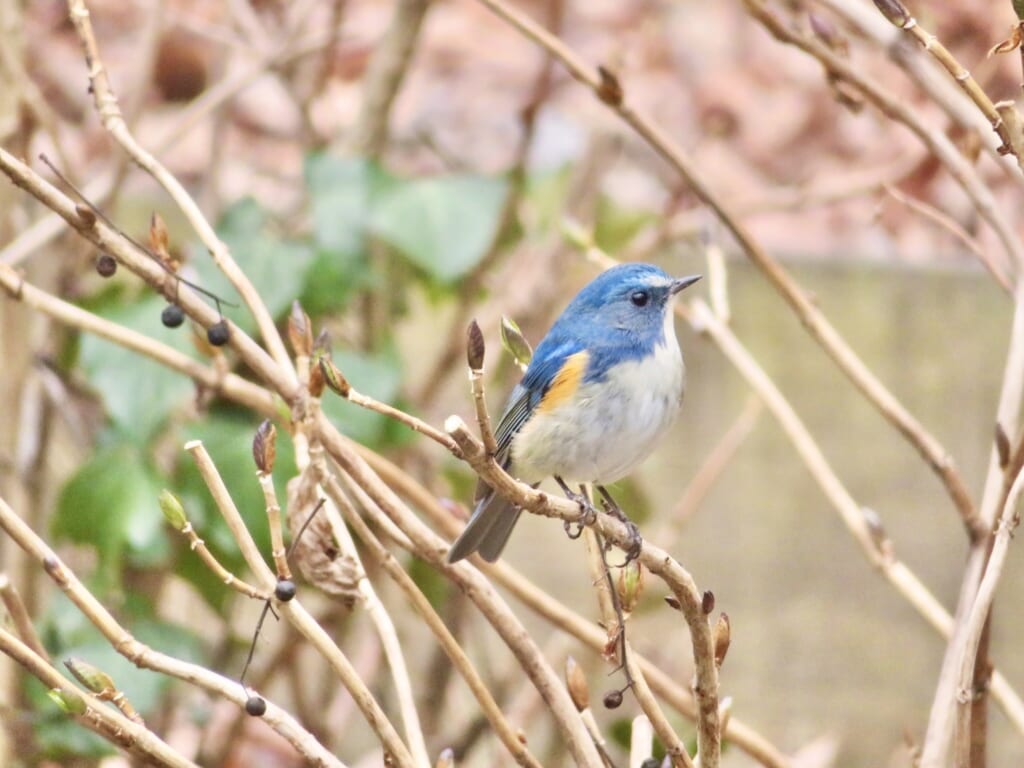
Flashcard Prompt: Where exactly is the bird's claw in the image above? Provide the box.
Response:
[558,479,599,540]
[621,519,643,564]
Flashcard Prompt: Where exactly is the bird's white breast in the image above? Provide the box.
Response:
[511,311,685,484]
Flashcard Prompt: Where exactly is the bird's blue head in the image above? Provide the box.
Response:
[559,263,701,343]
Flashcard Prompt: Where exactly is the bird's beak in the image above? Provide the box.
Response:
[669,274,702,295]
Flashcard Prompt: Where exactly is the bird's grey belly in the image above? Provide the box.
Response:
[511,350,684,484]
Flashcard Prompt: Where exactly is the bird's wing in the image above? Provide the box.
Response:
[450,339,585,563]
[472,338,584,501]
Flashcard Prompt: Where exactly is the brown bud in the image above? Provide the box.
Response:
[253,419,277,474]
[149,212,170,261]
[288,301,313,357]
[872,0,910,27]
[996,422,1011,469]
[308,357,325,398]
[701,590,715,614]
[64,657,114,694]
[319,356,351,397]
[596,65,624,106]
[467,319,485,371]
[713,612,731,669]
[664,594,682,611]
[565,656,590,712]
[75,204,97,228]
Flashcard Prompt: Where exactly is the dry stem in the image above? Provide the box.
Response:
[65,0,297,385]
[475,0,986,547]
[185,440,416,767]
[0,628,196,768]
[0,495,344,767]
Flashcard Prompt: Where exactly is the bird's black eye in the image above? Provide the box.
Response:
[630,290,650,307]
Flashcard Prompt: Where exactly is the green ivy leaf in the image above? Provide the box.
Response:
[78,297,196,443]
[305,153,393,256]
[371,174,508,282]
[54,444,167,591]
[193,198,315,334]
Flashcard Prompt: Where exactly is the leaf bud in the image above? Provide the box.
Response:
[872,0,910,27]
[149,212,170,260]
[596,65,624,106]
[64,657,114,694]
[616,560,645,614]
[713,612,731,669]
[252,419,277,474]
[158,489,188,531]
[288,301,313,357]
[466,319,485,371]
[500,315,533,369]
[565,656,590,712]
[319,356,351,397]
[47,688,87,715]
[701,590,715,614]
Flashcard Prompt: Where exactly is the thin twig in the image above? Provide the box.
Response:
[875,0,1024,170]
[66,0,297,385]
[0,628,196,768]
[474,0,988,548]
[184,440,416,767]
[319,471,544,768]
[300,441,430,768]
[354,436,790,768]
[347,0,430,157]
[0,574,47,659]
[954,468,1024,765]
[444,415,721,767]
[315,414,607,767]
[921,286,1024,764]
[0,495,345,767]
[882,184,1012,293]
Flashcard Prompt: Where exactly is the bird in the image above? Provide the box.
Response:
[447,262,701,563]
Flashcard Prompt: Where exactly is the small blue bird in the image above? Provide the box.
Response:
[448,263,701,563]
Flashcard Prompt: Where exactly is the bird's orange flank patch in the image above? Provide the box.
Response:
[538,351,589,413]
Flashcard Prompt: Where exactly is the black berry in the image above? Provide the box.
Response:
[161,304,185,328]
[275,579,296,602]
[602,689,623,709]
[95,254,117,277]
[244,696,266,716]
[207,320,229,346]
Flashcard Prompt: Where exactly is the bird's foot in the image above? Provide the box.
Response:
[596,485,643,564]
[555,477,599,540]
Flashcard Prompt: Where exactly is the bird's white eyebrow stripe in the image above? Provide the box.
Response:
[639,275,671,288]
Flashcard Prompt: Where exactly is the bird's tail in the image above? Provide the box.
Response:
[447,488,522,563]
